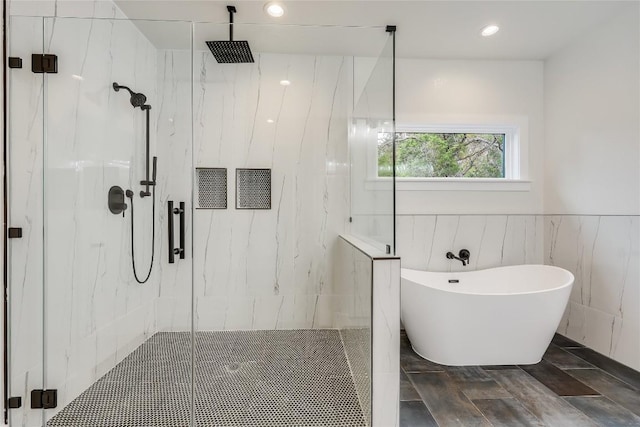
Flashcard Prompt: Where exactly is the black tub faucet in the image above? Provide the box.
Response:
[446,249,470,266]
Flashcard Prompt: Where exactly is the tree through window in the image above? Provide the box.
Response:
[378,132,506,178]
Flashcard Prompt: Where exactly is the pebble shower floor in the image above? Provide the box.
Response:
[46,329,367,427]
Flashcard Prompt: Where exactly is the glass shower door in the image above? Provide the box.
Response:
[6,15,46,427]
[40,17,194,426]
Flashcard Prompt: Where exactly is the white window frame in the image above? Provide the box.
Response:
[367,116,531,192]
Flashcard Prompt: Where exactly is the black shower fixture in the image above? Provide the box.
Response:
[113,82,155,197]
[112,81,157,285]
[113,82,149,110]
[206,5,255,64]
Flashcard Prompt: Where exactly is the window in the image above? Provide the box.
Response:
[378,131,507,178]
[367,121,530,191]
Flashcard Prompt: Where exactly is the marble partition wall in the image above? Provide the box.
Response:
[547,215,640,370]
[335,235,400,427]
[7,15,159,424]
[334,237,372,425]
[396,214,544,271]
[171,51,352,331]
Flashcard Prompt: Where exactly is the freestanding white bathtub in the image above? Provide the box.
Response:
[401,265,574,366]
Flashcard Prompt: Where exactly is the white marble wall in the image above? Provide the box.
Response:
[547,215,640,370]
[335,235,400,427]
[397,214,544,272]
[177,51,351,331]
[153,47,194,332]
[7,15,159,424]
[372,257,400,427]
[334,237,372,424]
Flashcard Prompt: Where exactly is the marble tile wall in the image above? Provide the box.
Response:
[547,215,639,371]
[154,47,194,332]
[336,235,400,427]
[7,15,159,424]
[161,51,353,331]
[334,237,372,425]
[397,214,544,271]
[372,257,400,427]
[9,0,126,19]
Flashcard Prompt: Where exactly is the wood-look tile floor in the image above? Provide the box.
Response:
[400,331,640,427]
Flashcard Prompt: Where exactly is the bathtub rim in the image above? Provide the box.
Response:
[401,264,574,296]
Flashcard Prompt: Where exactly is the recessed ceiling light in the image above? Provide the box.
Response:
[279,79,291,86]
[265,2,285,18]
[266,119,275,123]
[71,74,84,81]
[481,25,500,37]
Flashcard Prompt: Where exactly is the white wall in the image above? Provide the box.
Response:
[393,59,546,271]
[396,58,544,215]
[544,7,639,216]
[544,5,640,370]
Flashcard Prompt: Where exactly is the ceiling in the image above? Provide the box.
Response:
[113,0,633,59]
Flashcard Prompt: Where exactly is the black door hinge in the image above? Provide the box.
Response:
[7,397,22,409]
[30,390,57,409]
[8,57,22,69]
[8,227,22,238]
[31,54,58,74]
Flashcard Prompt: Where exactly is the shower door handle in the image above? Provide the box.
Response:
[176,202,185,260]
[167,201,185,264]
[168,201,175,263]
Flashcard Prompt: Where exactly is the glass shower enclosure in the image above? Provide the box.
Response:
[5,14,394,427]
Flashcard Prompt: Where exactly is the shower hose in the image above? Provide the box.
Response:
[126,187,156,284]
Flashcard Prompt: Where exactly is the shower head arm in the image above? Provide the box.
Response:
[227,5,236,41]
[113,82,134,97]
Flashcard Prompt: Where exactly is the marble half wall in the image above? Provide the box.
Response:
[334,237,372,425]
[547,215,639,370]
[396,214,544,271]
[336,235,400,427]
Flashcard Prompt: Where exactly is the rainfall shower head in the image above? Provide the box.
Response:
[206,6,254,64]
[113,82,148,109]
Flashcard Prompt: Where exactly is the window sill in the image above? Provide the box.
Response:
[364,178,532,192]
